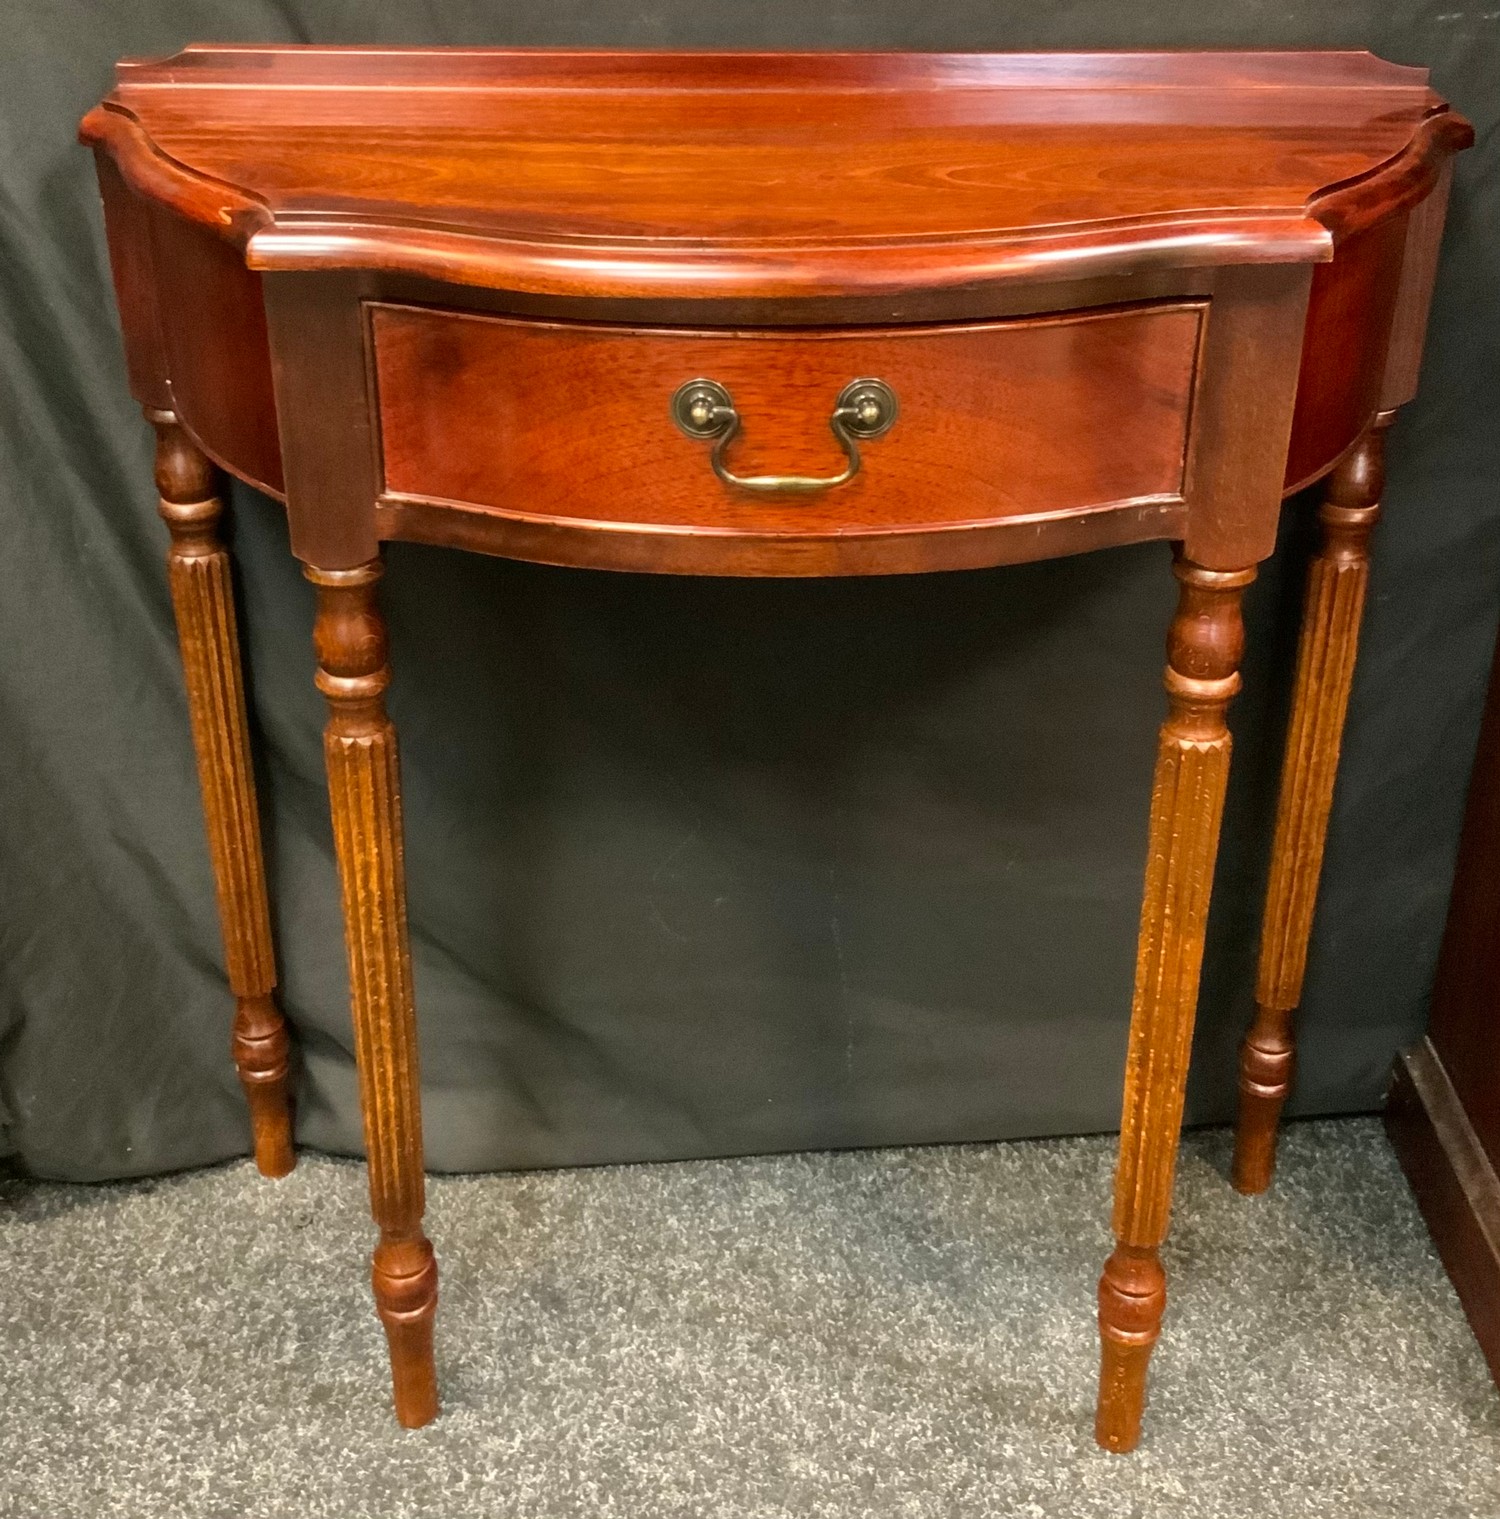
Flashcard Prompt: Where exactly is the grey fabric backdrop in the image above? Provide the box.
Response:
[1,3,1495,1183]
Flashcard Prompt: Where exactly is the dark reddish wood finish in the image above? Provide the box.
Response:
[1388,1042,1500,1392]
[1283,218,1408,494]
[1098,556,1254,1451]
[81,46,1470,1447]
[1180,263,1312,569]
[82,47,1472,526]
[1233,129,1465,1178]
[1234,421,1387,1193]
[82,48,1463,299]
[93,154,171,413]
[149,206,284,497]
[373,302,1203,572]
[310,560,438,1427]
[263,273,380,568]
[1382,159,1457,412]
[151,411,293,1178]
[1413,621,1500,1170]
[1387,613,1500,1387]
[299,258,1309,577]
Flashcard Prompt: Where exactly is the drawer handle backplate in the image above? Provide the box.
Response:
[671,378,898,494]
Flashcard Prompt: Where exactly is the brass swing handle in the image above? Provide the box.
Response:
[671,378,898,494]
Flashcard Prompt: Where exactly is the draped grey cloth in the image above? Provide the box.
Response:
[1,0,1496,1181]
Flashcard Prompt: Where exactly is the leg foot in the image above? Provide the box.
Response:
[232,993,294,1178]
[374,1236,440,1428]
[1095,1245,1167,1453]
[1231,1003,1294,1194]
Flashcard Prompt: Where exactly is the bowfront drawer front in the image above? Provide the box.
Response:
[371,301,1205,575]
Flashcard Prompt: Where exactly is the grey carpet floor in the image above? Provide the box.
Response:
[2,1118,1498,1519]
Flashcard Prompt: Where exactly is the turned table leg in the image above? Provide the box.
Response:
[309,559,438,1428]
[148,408,293,1178]
[1096,556,1253,1453]
[1232,418,1387,1195]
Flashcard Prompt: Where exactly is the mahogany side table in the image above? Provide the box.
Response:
[81,46,1470,1451]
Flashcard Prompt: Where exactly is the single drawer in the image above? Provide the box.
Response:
[370,301,1205,573]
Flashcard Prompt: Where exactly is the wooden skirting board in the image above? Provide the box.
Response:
[1387,1037,1500,1388]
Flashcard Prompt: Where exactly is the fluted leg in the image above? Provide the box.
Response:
[1096,556,1253,1453]
[1232,420,1387,1194]
[309,559,438,1429]
[149,409,293,1178]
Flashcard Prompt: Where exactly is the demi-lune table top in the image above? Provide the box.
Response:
[82,46,1468,300]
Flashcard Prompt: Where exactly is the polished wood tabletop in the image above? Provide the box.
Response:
[83,46,1470,1455]
[89,47,1457,296]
